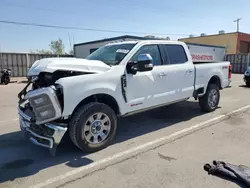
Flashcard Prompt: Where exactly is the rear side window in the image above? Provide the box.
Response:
[162,45,188,64]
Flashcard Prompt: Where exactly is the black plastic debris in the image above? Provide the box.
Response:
[204,161,250,187]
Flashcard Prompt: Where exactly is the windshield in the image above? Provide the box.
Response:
[86,43,136,65]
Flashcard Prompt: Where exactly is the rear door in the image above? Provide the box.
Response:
[159,44,195,101]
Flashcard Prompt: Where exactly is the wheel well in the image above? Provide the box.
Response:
[208,76,222,89]
[73,94,120,115]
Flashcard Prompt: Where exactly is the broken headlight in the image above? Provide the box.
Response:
[29,94,50,107]
[25,87,62,124]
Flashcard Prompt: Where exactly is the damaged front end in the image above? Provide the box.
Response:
[18,73,71,156]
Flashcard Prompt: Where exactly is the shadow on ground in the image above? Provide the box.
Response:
[17,81,28,84]
[0,81,17,86]
[0,100,205,183]
[239,84,250,88]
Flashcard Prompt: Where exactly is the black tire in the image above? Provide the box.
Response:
[3,77,10,85]
[246,82,250,87]
[69,102,117,153]
[199,84,220,112]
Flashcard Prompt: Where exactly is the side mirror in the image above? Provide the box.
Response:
[126,54,153,75]
[137,54,153,72]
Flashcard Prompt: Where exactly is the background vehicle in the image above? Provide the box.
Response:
[1,68,12,85]
[18,40,231,155]
[244,66,250,87]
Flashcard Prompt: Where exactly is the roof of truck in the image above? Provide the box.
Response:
[104,40,186,46]
[74,35,160,46]
[103,40,225,49]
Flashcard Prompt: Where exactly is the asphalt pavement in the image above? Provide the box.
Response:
[0,74,250,188]
[62,110,250,188]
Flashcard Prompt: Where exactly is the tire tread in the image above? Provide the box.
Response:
[69,102,117,152]
[199,84,220,112]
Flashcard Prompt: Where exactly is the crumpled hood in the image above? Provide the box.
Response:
[27,57,111,76]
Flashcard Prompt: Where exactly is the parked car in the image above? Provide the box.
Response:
[17,40,232,155]
[244,67,250,87]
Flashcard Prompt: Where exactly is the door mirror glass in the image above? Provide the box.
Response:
[126,54,154,75]
[136,54,154,72]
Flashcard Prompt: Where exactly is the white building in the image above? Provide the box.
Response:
[74,35,160,58]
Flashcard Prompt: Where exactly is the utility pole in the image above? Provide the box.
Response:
[0,43,2,69]
[68,32,73,54]
[233,18,242,32]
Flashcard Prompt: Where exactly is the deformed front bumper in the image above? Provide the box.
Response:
[18,83,68,156]
[18,106,67,155]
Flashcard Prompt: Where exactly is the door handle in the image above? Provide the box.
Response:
[186,69,193,74]
[159,72,167,77]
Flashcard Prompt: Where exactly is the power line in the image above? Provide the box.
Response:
[2,2,227,31]
[2,1,212,21]
[2,2,75,15]
[0,20,188,36]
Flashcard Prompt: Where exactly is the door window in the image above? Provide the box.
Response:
[130,45,162,66]
[161,44,188,64]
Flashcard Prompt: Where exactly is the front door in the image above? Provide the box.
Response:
[125,44,171,112]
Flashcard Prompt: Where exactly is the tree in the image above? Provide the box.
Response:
[36,49,53,54]
[34,38,66,55]
[49,38,65,55]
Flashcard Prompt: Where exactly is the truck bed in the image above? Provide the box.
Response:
[194,61,231,94]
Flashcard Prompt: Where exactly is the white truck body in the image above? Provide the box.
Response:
[18,40,231,155]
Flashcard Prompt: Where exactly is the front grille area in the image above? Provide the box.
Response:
[29,123,55,137]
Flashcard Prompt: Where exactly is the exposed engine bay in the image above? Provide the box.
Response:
[19,70,94,100]
[31,70,93,88]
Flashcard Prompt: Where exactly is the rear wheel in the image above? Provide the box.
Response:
[199,84,220,112]
[69,102,117,152]
[246,82,250,87]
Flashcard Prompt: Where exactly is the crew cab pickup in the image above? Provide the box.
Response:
[18,40,232,155]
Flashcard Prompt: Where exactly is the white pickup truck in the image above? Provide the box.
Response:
[18,40,232,155]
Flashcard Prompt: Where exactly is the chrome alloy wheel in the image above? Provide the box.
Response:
[83,113,111,144]
[208,89,218,108]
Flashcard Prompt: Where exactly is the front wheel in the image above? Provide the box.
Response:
[199,84,220,112]
[246,82,250,87]
[4,77,10,85]
[69,102,117,153]
[2,76,10,85]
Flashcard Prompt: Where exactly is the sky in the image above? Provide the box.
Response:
[0,0,249,53]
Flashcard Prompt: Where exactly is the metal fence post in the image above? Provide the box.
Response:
[26,53,30,69]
